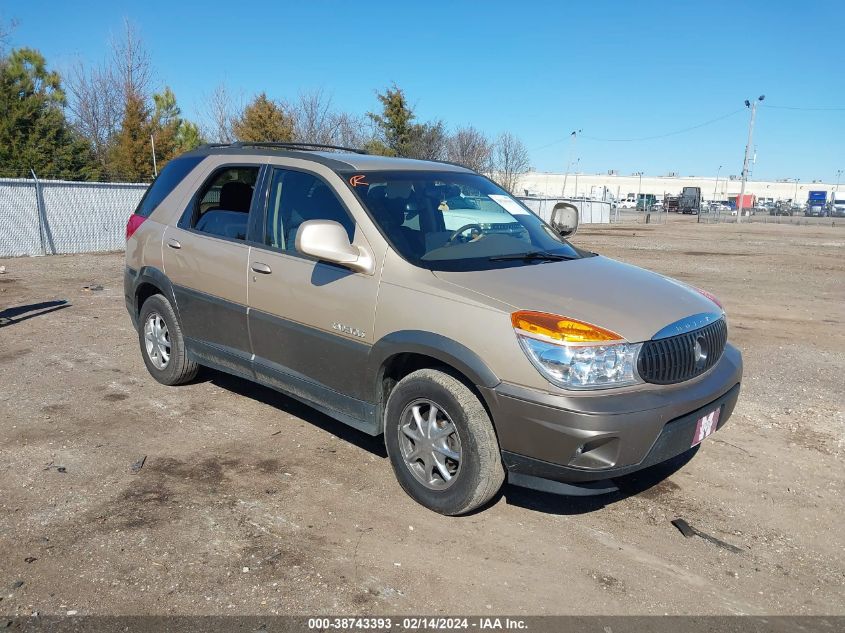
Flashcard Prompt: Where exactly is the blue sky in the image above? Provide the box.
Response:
[4,0,844,181]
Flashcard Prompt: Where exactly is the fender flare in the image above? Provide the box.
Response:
[368,330,501,393]
[130,266,180,319]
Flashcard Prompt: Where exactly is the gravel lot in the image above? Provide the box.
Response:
[1,217,843,616]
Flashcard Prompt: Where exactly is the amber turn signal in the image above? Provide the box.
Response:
[511,311,625,344]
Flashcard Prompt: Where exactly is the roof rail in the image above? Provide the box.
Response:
[226,141,369,155]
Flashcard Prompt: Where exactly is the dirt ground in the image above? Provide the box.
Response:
[1,217,843,617]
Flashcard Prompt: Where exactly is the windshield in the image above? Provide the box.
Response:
[343,170,586,271]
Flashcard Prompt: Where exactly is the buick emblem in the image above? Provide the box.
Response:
[693,335,708,368]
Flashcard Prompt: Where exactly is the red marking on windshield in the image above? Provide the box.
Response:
[349,175,368,187]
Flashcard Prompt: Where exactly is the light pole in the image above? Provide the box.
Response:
[707,165,723,223]
[635,171,643,213]
[835,169,842,192]
[737,95,765,224]
[713,165,722,202]
[574,158,581,198]
[793,178,799,201]
[561,129,581,197]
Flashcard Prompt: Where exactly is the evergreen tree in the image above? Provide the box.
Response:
[109,89,153,181]
[367,84,446,160]
[0,48,97,179]
[232,93,293,142]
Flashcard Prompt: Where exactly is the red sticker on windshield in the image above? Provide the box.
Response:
[349,175,368,187]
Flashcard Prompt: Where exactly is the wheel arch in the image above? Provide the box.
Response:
[131,266,180,321]
[369,331,501,434]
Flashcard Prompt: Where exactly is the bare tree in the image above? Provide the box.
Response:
[291,89,341,145]
[0,15,17,54]
[66,60,121,170]
[492,132,531,194]
[446,126,493,173]
[110,19,151,103]
[202,82,237,143]
[335,112,374,149]
[407,120,447,161]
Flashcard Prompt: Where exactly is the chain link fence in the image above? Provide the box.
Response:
[0,177,148,257]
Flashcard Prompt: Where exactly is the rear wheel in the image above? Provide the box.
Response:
[137,294,198,386]
[384,369,504,515]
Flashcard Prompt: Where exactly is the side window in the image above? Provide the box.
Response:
[191,166,259,241]
[135,155,204,218]
[264,169,354,253]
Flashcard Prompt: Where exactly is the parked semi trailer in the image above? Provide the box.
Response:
[679,187,702,214]
[806,190,828,217]
[831,191,845,217]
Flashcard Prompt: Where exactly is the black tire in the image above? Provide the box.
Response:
[137,294,198,386]
[384,368,504,515]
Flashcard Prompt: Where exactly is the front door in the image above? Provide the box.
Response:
[246,167,381,429]
[162,164,261,375]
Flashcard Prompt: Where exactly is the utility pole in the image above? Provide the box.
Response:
[150,134,158,178]
[561,129,581,197]
[737,95,764,224]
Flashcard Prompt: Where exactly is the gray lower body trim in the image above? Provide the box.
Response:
[481,344,742,470]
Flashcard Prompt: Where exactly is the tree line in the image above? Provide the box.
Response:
[0,20,531,191]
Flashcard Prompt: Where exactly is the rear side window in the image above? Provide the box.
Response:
[191,166,260,241]
[134,155,204,218]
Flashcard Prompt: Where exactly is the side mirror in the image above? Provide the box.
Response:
[550,203,579,237]
[296,220,374,274]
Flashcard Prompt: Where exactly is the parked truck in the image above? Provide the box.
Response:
[806,190,828,217]
[679,186,702,214]
[665,195,680,212]
[732,194,756,215]
[831,191,845,217]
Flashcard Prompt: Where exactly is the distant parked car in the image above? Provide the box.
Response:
[709,202,730,212]
[771,201,793,216]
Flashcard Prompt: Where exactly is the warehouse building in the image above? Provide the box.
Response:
[519,171,840,204]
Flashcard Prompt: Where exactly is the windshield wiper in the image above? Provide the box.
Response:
[488,251,576,262]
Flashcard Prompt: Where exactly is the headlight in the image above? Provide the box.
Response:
[512,311,642,390]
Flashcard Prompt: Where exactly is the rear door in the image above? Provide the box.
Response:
[246,166,381,430]
[162,163,264,375]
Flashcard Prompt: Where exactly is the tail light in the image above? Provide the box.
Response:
[126,214,147,240]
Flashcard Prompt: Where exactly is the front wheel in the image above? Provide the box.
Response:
[384,369,504,515]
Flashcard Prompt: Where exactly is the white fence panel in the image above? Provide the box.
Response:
[0,178,148,257]
[0,179,42,257]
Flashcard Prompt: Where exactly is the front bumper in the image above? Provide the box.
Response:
[479,343,742,489]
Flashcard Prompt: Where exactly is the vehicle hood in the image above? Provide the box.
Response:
[433,255,721,343]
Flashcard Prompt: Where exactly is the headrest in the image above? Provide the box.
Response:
[219,181,253,212]
[385,181,412,199]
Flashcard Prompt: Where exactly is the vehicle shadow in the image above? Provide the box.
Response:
[0,300,69,327]
[196,366,698,515]
[203,368,388,458]
[497,447,699,516]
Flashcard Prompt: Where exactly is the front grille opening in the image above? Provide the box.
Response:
[638,318,727,385]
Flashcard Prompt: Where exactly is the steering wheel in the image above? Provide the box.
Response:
[447,223,484,244]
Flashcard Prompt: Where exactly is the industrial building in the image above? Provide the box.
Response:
[519,171,840,204]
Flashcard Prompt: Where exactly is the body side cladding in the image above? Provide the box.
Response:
[186,337,379,436]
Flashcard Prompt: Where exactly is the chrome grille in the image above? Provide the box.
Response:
[638,318,727,385]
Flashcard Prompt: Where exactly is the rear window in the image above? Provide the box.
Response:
[134,155,204,218]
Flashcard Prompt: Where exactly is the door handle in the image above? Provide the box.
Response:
[251,262,272,274]
[166,238,182,249]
